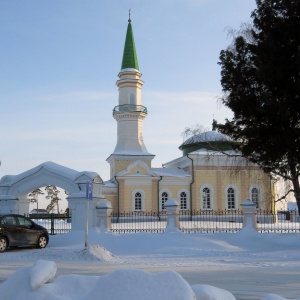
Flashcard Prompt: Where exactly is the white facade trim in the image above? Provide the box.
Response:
[177,188,190,210]
[159,188,172,211]
[249,184,262,209]
[132,188,145,211]
[200,184,214,210]
[225,184,238,210]
[117,160,156,177]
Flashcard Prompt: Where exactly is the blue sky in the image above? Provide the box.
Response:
[0,0,257,180]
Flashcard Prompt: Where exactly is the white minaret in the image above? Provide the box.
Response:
[106,16,154,178]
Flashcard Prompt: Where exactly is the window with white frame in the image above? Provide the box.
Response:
[161,192,168,210]
[202,187,211,209]
[180,192,187,210]
[132,189,145,211]
[251,187,260,209]
[227,187,236,209]
[134,192,142,210]
[177,189,190,210]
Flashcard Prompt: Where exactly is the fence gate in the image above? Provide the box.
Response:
[28,213,71,235]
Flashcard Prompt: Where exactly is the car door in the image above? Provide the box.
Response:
[16,216,39,246]
[1,215,23,246]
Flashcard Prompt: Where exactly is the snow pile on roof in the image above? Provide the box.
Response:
[153,167,191,177]
[190,148,241,156]
[0,161,102,186]
[103,179,117,187]
[181,131,232,147]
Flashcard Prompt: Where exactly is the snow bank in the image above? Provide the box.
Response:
[85,269,196,300]
[30,260,56,290]
[0,260,196,300]
[192,284,236,300]
[1,260,296,300]
[2,231,300,299]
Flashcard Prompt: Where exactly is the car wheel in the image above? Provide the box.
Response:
[0,237,8,252]
[37,235,47,249]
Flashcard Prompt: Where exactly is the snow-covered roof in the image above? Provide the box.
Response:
[180,131,232,147]
[110,150,155,156]
[0,161,102,186]
[116,160,157,177]
[189,148,241,156]
[103,179,117,187]
[152,168,191,178]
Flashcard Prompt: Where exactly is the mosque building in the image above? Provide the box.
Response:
[0,17,275,221]
[101,17,275,213]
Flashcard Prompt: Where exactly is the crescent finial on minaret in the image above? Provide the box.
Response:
[128,9,131,23]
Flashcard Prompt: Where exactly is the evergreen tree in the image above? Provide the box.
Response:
[217,0,300,210]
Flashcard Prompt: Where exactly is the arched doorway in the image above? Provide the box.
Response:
[0,161,104,230]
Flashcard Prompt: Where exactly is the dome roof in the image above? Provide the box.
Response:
[179,131,235,155]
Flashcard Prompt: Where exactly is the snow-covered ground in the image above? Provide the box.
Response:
[1,228,300,300]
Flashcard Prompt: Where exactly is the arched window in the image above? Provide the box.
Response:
[132,189,145,211]
[177,189,190,210]
[159,189,172,211]
[227,187,236,209]
[180,192,187,210]
[202,187,211,209]
[134,192,142,210]
[161,192,168,210]
[251,187,260,209]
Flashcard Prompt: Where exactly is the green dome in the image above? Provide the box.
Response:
[179,131,236,155]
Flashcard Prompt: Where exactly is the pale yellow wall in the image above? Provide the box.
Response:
[120,180,157,211]
[192,166,273,211]
[114,160,152,176]
[114,161,134,176]
[109,164,273,213]
[118,180,125,212]
[159,184,190,202]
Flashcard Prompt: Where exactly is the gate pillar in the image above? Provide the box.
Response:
[240,199,257,232]
[164,198,180,233]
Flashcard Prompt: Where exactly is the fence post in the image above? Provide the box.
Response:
[96,200,112,232]
[240,199,257,232]
[164,199,180,233]
[50,213,55,235]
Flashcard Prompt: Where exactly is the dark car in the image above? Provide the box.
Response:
[0,214,49,252]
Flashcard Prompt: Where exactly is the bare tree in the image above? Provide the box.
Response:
[181,124,209,141]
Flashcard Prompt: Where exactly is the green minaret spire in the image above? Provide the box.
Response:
[121,11,139,70]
